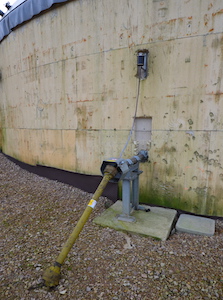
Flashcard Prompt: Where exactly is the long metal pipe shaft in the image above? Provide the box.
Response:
[56,172,114,265]
[42,171,115,287]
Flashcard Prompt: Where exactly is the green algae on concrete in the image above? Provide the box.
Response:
[138,189,202,215]
[93,200,177,241]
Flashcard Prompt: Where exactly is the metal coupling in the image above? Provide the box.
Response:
[128,150,149,165]
[103,164,118,177]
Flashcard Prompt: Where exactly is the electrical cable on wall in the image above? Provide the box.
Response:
[119,50,149,158]
[119,77,141,158]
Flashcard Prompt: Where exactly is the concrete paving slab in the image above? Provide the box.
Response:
[176,214,215,236]
[93,200,177,241]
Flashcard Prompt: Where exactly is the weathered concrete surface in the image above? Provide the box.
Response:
[0,0,223,215]
[93,200,177,241]
[176,214,215,236]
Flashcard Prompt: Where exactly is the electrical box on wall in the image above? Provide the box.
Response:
[136,50,149,80]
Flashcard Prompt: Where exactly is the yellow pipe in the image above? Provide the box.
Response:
[42,171,115,287]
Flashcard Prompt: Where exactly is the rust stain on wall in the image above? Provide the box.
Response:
[1,0,223,216]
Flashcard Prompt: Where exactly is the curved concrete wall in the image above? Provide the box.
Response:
[0,0,223,216]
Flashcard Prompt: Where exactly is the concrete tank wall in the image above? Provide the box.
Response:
[0,0,223,215]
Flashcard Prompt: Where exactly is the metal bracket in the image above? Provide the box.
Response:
[100,150,149,223]
[117,162,149,222]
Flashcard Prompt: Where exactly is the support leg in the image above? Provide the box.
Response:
[132,170,139,210]
[117,179,136,222]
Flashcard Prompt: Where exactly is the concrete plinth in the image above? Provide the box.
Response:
[176,214,215,236]
[93,200,177,241]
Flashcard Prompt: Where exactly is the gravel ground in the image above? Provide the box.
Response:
[1,152,223,300]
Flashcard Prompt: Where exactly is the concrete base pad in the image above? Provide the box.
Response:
[93,200,177,241]
[176,214,215,236]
